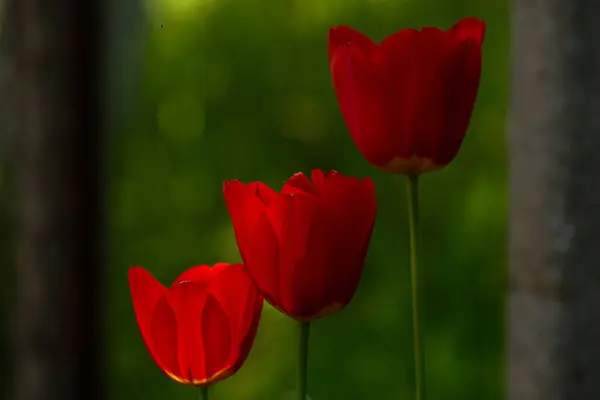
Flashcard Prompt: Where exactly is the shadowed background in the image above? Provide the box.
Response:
[0,0,508,398]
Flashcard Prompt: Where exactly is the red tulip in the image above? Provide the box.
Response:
[128,263,263,387]
[328,17,486,175]
[223,169,377,322]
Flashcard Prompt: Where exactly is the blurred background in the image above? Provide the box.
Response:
[0,0,508,399]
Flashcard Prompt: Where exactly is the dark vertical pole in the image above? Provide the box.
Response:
[13,0,104,399]
[509,0,600,399]
[0,0,18,396]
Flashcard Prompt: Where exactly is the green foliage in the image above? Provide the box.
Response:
[108,0,509,398]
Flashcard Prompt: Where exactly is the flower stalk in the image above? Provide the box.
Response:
[198,387,208,400]
[297,321,310,400]
[406,174,426,400]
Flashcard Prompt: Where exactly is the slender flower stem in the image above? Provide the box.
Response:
[297,321,310,400]
[198,387,209,400]
[406,174,426,400]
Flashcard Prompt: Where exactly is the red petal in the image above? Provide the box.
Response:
[269,194,322,317]
[255,181,279,205]
[223,180,274,263]
[448,17,486,45]
[161,282,210,384]
[408,27,457,161]
[230,289,263,372]
[172,263,228,287]
[208,264,263,374]
[401,21,484,166]
[291,174,377,319]
[328,26,375,61]
[330,29,397,168]
[246,208,283,309]
[311,170,340,190]
[280,172,318,196]
[261,191,331,319]
[376,29,421,161]
[287,195,336,319]
[207,264,259,339]
[324,177,377,307]
[310,169,326,187]
[202,294,232,380]
[128,267,167,365]
[150,294,182,382]
[434,40,482,165]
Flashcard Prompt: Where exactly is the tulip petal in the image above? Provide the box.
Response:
[208,264,259,340]
[202,294,232,379]
[377,29,421,162]
[280,172,318,196]
[223,180,275,262]
[328,26,375,61]
[208,265,263,373]
[172,263,228,287]
[412,27,454,161]
[150,294,183,382]
[299,175,377,317]
[289,197,337,318]
[252,193,321,317]
[237,283,264,341]
[270,193,340,318]
[163,282,209,384]
[230,291,263,371]
[329,19,484,174]
[330,30,398,168]
[448,17,486,45]
[128,267,167,364]
[434,40,482,165]
[233,172,377,321]
[246,208,283,309]
[310,169,328,187]
[331,177,376,304]
[255,181,279,205]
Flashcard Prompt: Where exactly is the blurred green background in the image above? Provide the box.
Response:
[107,0,509,399]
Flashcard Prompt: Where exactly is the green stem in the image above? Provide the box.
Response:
[406,174,426,400]
[198,387,208,400]
[297,321,310,400]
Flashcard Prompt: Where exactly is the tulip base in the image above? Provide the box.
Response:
[297,321,310,400]
[406,174,426,400]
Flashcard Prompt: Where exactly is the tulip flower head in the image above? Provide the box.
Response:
[223,169,377,322]
[128,263,263,387]
[328,17,486,175]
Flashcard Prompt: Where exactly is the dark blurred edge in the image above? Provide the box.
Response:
[509,0,600,399]
[0,0,17,398]
[7,0,105,399]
